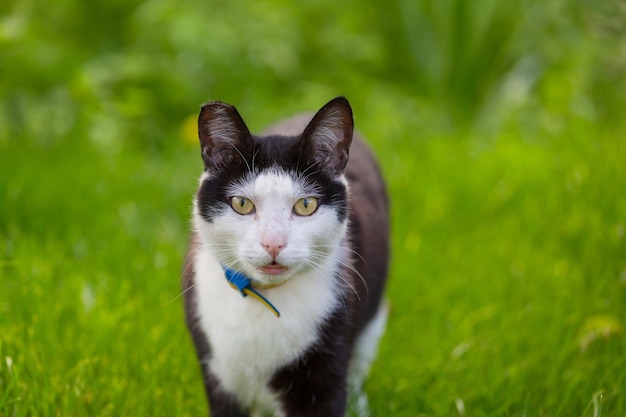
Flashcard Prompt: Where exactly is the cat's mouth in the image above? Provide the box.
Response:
[258,263,288,276]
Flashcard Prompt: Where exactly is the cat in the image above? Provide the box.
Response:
[182,97,390,417]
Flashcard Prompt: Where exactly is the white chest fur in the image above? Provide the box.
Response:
[193,245,341,414]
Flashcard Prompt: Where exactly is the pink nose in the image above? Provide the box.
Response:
[261,240,286,259]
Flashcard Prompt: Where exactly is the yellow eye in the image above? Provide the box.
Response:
[230,196,255,215]
[293,197,319,216]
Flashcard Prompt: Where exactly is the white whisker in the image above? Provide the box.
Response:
[312,244,367,264]
[303,259,350,316]
[308,246,368,299]
[168,281,197,304]
[229,143,252,173]
[306,252,362,303]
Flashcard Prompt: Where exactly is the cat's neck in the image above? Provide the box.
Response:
[221,265,282,318]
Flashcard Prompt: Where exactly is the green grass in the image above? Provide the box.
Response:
[1,0,626,415]
[373,127,626,416]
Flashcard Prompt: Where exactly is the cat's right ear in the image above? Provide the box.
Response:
[198,102,251,171]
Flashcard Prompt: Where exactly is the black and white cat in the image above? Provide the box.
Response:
[183,97,389,417]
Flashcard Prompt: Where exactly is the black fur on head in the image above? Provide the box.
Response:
[195,97,353,223]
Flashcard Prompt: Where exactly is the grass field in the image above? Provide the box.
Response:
[1,0,626,416]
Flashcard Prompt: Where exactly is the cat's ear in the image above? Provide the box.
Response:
[301,97,353,176]
[198,101,251,171]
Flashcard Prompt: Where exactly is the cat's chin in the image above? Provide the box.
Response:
[251,263,297,288]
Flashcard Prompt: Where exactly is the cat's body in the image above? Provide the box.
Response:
[183,97,389,417]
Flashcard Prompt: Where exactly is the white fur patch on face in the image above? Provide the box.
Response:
[197,169,346,287]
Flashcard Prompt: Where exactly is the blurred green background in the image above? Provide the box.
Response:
[1,0,625,415]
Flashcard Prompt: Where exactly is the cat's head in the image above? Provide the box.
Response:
[193,97,353,287]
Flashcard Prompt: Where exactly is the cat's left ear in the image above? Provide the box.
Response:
[198,101,252,171]
[301,97,353,176]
